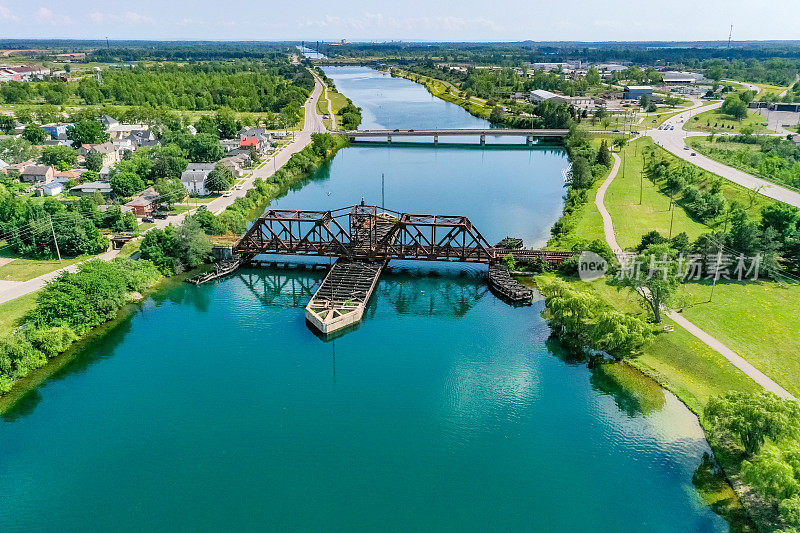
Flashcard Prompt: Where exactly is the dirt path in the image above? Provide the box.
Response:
[596,152,794,399]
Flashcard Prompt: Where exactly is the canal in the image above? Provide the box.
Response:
[0,66,730,531]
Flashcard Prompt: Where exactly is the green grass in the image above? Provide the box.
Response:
[676,280,800,398]
[684,109,769,134]
[328,90,348,115]
[186,194,220,203]
[0,290,38,337]
[604,137,774,249]
[0,254,91,281]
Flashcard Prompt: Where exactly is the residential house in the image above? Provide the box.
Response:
[107,123,150,141]
[41,123,71,140]
[0,159,7,171]
[99,115,119,128]
[39,181,63,196]
[126,129,158,149]
[220,138,241,154]
[20,165,54,184]
[70,181,112,196]
[219,152,253,178]
[187,125,197,136]
[81,142,121,167]
[2,160,33,177]
[239,138,262,154]
[180,163,216,196]
[125,186,161,216]
[54,168,86,183]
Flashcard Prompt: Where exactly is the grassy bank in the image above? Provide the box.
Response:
[388,68,492,121]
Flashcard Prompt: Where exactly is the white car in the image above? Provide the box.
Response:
[223,191,233,197]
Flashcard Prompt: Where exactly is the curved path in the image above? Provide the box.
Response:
[596,153,794,399]
[645,94,800,208]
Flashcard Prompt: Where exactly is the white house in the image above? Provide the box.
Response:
[180,163,216,196]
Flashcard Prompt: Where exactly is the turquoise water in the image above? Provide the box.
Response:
[0,66,729,532]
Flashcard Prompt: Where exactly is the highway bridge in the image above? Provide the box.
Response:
[333,128,569,144]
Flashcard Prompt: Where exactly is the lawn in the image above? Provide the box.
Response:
[328,90,349,115]
[683,109,769,134]
[677,280,800,398]
[0,290,38,337]
[0,254,91,281]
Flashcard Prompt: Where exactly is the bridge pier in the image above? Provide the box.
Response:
[387,134,391,144]
[433,135,438,145]
[526,135,533,146]
[480,134,486,145]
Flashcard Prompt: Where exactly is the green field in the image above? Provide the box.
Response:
[683,109,769,134]
[0,254,92,282]
[0,290,38,337]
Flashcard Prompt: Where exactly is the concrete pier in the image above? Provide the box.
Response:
[305,259,385,335]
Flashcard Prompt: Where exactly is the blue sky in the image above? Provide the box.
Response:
[0,0,794,41]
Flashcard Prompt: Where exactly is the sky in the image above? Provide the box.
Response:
[0,0,796,42]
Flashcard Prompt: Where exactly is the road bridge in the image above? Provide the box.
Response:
[334,128,569,145]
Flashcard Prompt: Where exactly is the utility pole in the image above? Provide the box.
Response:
[709,209,731,302]
[49,214,62,263]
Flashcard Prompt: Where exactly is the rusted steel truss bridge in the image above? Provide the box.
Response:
[223,203,574,335]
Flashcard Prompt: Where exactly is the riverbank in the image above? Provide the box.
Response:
[0,134,349,412]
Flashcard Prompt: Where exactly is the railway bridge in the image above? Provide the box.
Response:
[198,203,575,336]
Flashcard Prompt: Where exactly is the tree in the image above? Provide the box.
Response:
[596,139,612,166]
[110,170,145,197]
[0,115,15,134]
[205,163,234,192]
[40,145,77,167]
[592,106,608,125]
[0,138,37,164]
[66,120,109,146]
[566,156,594,189]
[489,106,504,124]
[149,144,189,180]
[188,133,223,163]
[612,137,627,152]
[761,203,799,240]
[215,108,239,139]
[639,94,651,109]
[618,243,680,323]
[84,150,103,172]
[704,391,800,456]
[591,310,651,359]
[153,178,187,209]
[720,94,748,120]
[177,218,213,268]
[22,123,46,144]
[585,67,601,86]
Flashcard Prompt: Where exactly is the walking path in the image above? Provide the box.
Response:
[0,248,122,305]
[596,152,794,399]
[0,72,330,307]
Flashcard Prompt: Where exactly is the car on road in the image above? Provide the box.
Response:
[142,217,154,223]
[223,191,233,197]
[690,153,696,156]
[408,129,415,132]
[234,185,243,190]
[153,211,168,219]
[683,146,690,150]
[393,129,400,132]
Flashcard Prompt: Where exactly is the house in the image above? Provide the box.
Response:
[2,160,33,176]
[529,89,568,104]
[0,65,51,81]
[20,165,54,184]
[240,138,261,152]
[54,169,86,183]
[623,85,653,101]
[125,186,162,216]
[81,142,121,167]
[39,181,63,196]
[126,129,158,149]
[187,125,197,136]
[220,138,241,153]
[219,152,253,177]
[70,181,112,196]
[0,159,7,170]
[99,166,112,180]
[239,127,271,141]
[41,123,71,140]
[107,123,150,141]
[180,163,216,196]
[99,115,119,128]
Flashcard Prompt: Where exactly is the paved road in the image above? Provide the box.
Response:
[595,152,794,399]
[645,97,800,208]
[0,73,328,306]
[155,72,327,226]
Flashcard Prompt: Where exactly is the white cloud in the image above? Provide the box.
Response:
[0,5,19,21]
[36,6,71,25]
[87,10,153,25]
